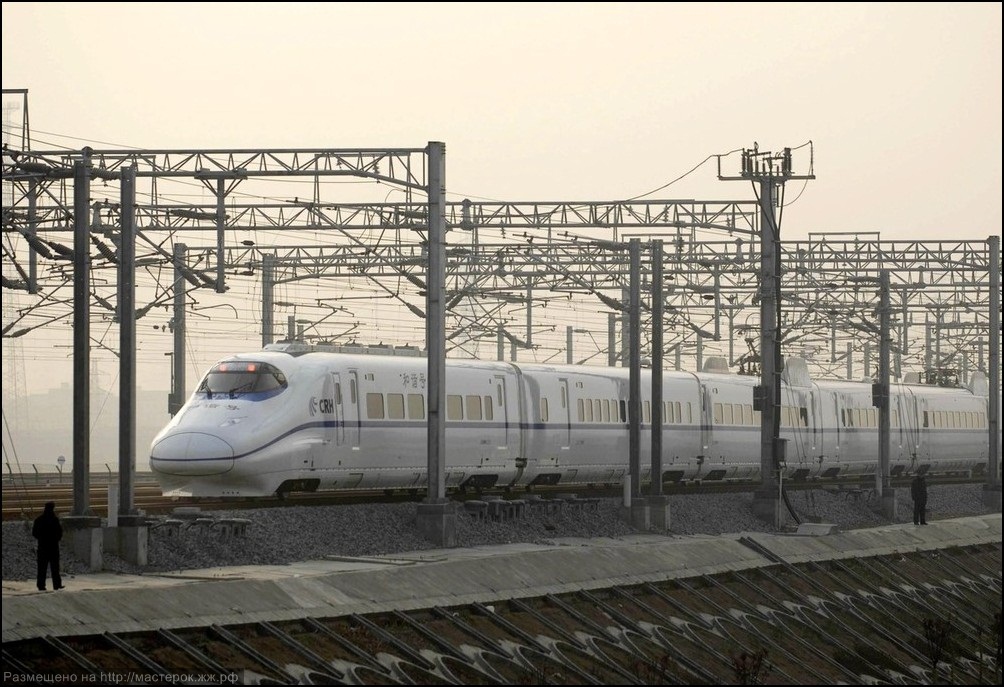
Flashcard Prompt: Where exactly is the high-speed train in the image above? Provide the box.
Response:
[150,344,994,497]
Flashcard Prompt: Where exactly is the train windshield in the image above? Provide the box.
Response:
[197,361,288,399]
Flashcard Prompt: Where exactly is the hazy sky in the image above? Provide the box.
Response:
[2,2,1002,469]
[3,2,1001,236]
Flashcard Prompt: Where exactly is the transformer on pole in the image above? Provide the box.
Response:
[719,144,815,527]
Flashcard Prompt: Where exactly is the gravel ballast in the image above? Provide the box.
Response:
[2,483,995,583]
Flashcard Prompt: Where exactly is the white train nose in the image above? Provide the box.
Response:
[151,432,235,476]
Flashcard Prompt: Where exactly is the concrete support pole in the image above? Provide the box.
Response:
[66,154,102,571]
[847,342,854,380]
[566,325,573,365]
[27,178,38,293]
[877,271,896,518]
[649,240,669,530]
[417,141,456,545]
[984,234,1001,510]
[526,283,533,349]
[169,243,187,416]
[925,317,932,377]
[261,253,275,347]
[607,313,617,367]
[752,177,782,527]
[627,239,648,529]
[621,286,630,367]
[117,166,142,532]
[215,177,226,293]
[497,326,504,362]
[71,158,92,518]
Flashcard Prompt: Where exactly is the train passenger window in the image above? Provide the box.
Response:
[723,404,734,425]
[662,402,669,423]
[540,397,549,422]
[466,395,482,421]
[577,399,584,422]
[496,386,503,407]
[407,394,425,419]
[366,393,385,419]
[447,395,463,420]
[484,396,493,421]
[350,379,357,404]
[560,386,567,408]
[734,404,744,424]
[602,400,611,423]
[744,404,754,426]
[619,400,627,422]
[593,399,602,422]
[677,402,684,424]
[643,401,651,424]
[687,403,693,424]
[334,383,342,405]
[799,407,808,427]
[714,403,723,424]
[753,409,761,425]
[922,411,929,428]
[585,400,594,422]
[387,394,405,420]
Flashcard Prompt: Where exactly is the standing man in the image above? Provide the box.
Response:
[911,474,928,526]
[32,501,63,590]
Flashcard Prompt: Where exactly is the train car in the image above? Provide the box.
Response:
[150,346,994,497]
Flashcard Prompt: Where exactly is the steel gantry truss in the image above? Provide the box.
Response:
[3,147,998,382]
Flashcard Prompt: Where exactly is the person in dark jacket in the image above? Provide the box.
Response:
[911,474,928,526]
[32,501,63,590]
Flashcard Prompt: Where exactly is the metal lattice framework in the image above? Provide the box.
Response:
[2,146,1000,387]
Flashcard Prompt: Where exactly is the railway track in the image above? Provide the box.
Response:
[2,472,985,522]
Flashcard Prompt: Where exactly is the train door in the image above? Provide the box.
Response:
[558,378,572,450]
[892,391,905,462]
[832,391,841,460]
[332,373,345,445]
[309,372,336,470]
[809,386,822,456]
[344,370,360,448]
[699,384,712,457]
[492,375,509,449]
[912,391,927,464]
